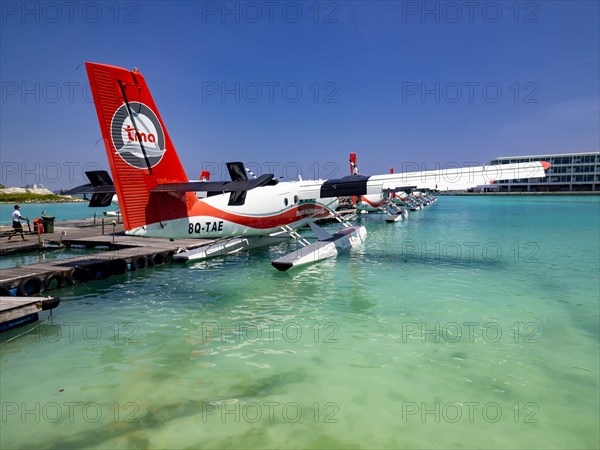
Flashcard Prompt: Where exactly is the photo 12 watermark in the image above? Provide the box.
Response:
[198,161,340,181]
[382,161,545,186]
[201,400,339,424]
[400,401,539,424]
[400,321,540,344]
[200,320,340,345]
[1,161,105,187]
[1,1,141,24]
[200,81,340,104]
[399,241,541,263]
[1,81,93,104]
[15,321,139,345]
[399,1,540,24]
[199,1,340,24]
[400,81,540,104]
[1,401,139,424]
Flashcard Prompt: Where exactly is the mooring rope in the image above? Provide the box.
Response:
[0,309,54,346]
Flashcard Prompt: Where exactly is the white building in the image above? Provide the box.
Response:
[490,152,599,192]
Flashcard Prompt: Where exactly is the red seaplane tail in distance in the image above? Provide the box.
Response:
[349,152,358,204]
[86,62,197,230]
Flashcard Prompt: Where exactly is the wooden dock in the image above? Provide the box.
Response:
[0,296,60,332]
[0,218,127,255]
[1,218,218,296]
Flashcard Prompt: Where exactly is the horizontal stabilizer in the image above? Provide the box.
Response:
[63,171,116,207]
[64,170,116,196]
[89,193,114,207]
[63,184,116,195]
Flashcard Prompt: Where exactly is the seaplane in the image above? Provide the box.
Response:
[350,158,423,222]
[407,191,425,210]
[419,189,437,205]
[67,62,550,271]
[382,184,413,223]
[350,156,434,219]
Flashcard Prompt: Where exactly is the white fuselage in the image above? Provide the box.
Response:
[127,180,338,239]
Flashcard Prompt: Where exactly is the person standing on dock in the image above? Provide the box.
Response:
[8,205,28,241]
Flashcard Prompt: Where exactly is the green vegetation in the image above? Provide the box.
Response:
[0,192,74,203]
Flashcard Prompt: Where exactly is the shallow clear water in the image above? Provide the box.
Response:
[0,202,116,225]
[1,196,598,449]
[0,247,108,270]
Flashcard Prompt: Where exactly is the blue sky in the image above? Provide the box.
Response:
[1,1,599,189]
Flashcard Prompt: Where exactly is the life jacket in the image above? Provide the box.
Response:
[33,218,44,234]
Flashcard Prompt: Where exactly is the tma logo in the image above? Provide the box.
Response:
[110,102,166,169]
[123,125,157,143]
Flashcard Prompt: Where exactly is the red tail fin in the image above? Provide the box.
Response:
[349,152,358,204]
[349,152,358,175]
[86,63,194,230]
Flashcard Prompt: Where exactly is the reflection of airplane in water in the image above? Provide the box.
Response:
[68,62,550,270]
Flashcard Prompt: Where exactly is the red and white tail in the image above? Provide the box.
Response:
[349,152,359,205]
[86,62,196,230]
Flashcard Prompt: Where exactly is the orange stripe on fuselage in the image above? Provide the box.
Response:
[360,196,384,208]
[164,200,328,230]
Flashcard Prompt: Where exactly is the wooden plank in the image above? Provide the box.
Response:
[0,268,51,283]
[0,297,42,323]
[0,296,42,311]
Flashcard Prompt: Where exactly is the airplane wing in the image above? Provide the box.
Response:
[298,161,550,199]
[368,161,550,192]
[63,184,115,195]
[66,171,277,195]
[151,173,277,193]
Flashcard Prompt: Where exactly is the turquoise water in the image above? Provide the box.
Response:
[0,247,108,270]
[0,202,117,225]
[1,197,598,449]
